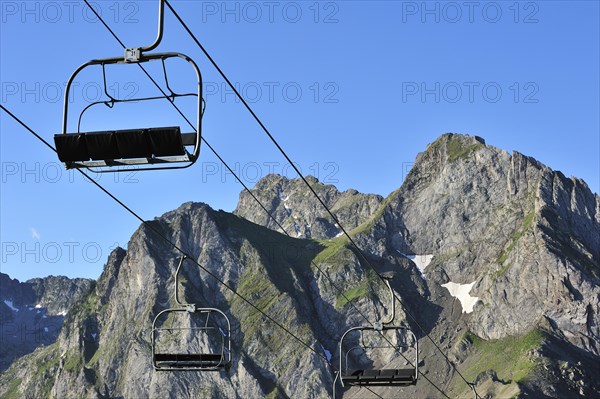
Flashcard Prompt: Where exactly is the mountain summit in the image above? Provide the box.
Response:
[1,133,598,398]
[235,174,383,239]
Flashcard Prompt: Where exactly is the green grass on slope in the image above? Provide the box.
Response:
[1,378,22,399]
[0,343,60,399]
[313,236,349,264]
[452,329,545,396]
[312,238,379,309]
[445,138,485,162]
[496,211,536,272]
[425,134,485,163]
[335,285,367,309]
[334,268,379,309]
[349,188,401,238]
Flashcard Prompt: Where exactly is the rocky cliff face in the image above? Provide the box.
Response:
[0,133,598,399]
[235,174,383,239]
[0,273,93,372]
[344,134,599,397]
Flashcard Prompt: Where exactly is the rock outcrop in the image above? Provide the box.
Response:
[235,174,383,239]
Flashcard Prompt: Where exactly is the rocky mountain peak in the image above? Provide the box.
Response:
[346,133,599,356]
[424,132,486,158]
[235,173,384,240]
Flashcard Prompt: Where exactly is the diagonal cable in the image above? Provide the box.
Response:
[163,1,479,397]
[80,0,380,336]
[2,106,386,399]
[77,4,385,397]
[75,3,454,397]
[0,104,331,381]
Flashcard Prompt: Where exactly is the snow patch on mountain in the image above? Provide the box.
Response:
[441,281,480,314]
[3,300,19,312]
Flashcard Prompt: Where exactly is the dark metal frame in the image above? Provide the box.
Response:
[335,326,418,385]
[151,256,232,371]
[333,275,419,398]
[59,52,202,172]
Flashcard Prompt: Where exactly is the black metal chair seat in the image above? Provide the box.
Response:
[154,353,227,369]
[341,368,416,386]
[54,126,189,164]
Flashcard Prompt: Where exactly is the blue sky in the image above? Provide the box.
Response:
[1,0,599,281]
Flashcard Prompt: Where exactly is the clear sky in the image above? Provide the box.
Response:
[1,0,598,282]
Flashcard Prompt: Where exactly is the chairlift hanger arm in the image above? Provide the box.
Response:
[125,0,165,61]
[382,277,396,325]
[175,256,187,306]
[140,0,165,53]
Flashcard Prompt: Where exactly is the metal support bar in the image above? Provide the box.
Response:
[382,278,396,325]
[125,0,165,61]
[175,256,187,306]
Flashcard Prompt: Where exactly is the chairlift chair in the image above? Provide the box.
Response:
[333,273,418,397]
[337,325,418,387]
[151,256,232,371]
[54,0,203,173]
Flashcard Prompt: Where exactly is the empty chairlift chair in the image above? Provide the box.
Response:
[337,325,418,387]
[151,256,231,371]
[54,0,203,172]
[334,273,418,397]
